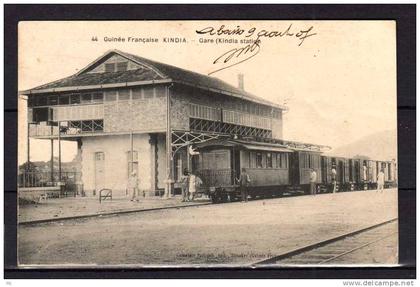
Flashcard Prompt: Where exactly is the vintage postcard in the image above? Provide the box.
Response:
[17,20,398,267]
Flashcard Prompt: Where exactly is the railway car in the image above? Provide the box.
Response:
[320,156,353,192]
[189,137,397,203]
[193,138,322,203]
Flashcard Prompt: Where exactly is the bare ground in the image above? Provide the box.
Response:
[18,189,398,267]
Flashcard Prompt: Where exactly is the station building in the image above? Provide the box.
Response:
[21,50,286,197]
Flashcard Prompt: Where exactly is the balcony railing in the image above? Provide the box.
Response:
[188,103,273,130]
[223,110,271,130]
[29,123,59,137]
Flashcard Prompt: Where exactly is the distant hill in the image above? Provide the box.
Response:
[327,129,397,161]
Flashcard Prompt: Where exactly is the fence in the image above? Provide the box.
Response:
[18,171,82,197]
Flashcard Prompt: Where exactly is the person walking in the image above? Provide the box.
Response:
[128,171,139,202]
[310,168,317,195]
[238,168,251,202]
[377,169,385,193]
[331,166,337,193]
[181,168,190,202]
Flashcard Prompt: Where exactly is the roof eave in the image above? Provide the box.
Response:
[19,79,173,95]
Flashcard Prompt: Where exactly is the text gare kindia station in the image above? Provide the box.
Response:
[199,38,257,44]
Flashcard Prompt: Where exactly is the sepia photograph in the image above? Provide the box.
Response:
[16,20,399,267]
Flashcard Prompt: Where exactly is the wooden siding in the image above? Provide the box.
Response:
[171,85,282,133]
[104,97,167,133]
[52,104,104,121]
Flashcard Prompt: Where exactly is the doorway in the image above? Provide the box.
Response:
[94,151,105,193]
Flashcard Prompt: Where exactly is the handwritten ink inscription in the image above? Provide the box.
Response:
[196,24,317,75]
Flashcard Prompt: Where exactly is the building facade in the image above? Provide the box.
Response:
[22,50,286,197]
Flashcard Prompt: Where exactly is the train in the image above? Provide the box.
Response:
[189,137,397,203]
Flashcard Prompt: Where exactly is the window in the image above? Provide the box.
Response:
[58,95,69,105]
[104,91,117,101]
[155,86,166,98]
[256,153,263,168]
[36,95,48,106]
[81,93,92,104]
[70,94,81,104]
[81,120,93,132]
[92,120,104,132]
[116,62,128,72]
[95,152,105,161]
[105,63,115,73]
[266,153,273,168]
[28,97,36,107]
[132,88,142,100]
[143,87,154,99]
[118,89,130,101]
[92,92,103,103]
[47,95,58,105]
[127,151,139,178]
[280,153,289,168]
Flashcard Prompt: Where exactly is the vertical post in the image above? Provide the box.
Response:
[26,123,30,170]
[58,121,62,182]
[186,144,190,172]
[50,136,54,183]
[130,131,134,173]
[165,85,173,198]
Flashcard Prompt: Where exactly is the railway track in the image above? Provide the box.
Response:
[19,202,212,226]
[253,218,398,265]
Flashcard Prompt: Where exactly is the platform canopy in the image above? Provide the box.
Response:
[195,138,293,153]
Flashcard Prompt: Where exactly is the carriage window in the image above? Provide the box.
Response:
[266,153,273,168]
[249,152,256,168]
[256,153,263,168]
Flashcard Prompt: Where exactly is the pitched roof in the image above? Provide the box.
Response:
[22,49,285,109]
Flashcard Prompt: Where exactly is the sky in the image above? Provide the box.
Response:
[18,21,397,164]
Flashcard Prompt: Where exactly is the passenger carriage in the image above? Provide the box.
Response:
[188,136,397,203]
[193,138,323,203]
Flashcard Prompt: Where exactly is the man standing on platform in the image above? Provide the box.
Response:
[310,168,317,195]
[238,168,251,202]
[181,168,190,202]
[129,171,139,202]
[331,166,337,193]
[377,168,385,193]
